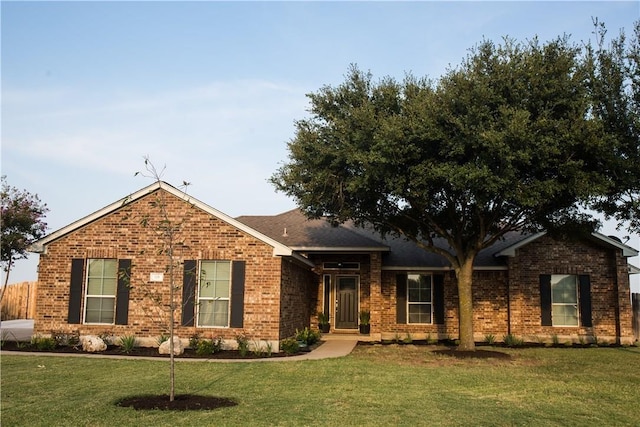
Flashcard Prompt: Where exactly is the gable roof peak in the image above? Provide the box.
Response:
[28,181,312,265]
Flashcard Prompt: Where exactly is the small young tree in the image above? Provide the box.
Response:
[1,176,48,298]
[132,157,192,402]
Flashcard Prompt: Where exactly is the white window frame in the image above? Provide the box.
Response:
[551,274,579,327]
[83,258,117,325]
[407,273,433,324]
[196,260,231,328]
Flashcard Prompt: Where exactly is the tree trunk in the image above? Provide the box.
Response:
[0,260,13,303]
[456,256,476,351]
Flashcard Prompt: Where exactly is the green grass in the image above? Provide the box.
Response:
[2,345,639,426]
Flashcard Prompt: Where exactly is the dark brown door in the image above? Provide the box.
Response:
[336,276,358,329]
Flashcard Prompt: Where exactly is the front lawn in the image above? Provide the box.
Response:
[2,344,639,426]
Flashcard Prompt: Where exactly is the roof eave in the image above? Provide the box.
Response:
[494,231,639,258]
[292,246,390,253]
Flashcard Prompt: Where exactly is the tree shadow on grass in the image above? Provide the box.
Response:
[432,349,513,360]
[115,394,238,411]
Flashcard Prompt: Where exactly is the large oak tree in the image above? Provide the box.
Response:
[271,32,634,351]
[586,21,640,233]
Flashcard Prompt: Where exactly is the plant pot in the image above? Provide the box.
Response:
[319,323,330,333]
[359,324,370,334]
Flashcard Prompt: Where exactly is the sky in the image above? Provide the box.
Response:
[1,1,639,291]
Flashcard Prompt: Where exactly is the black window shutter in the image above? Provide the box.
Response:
[181,260,197,326]
[433,274,445,325]
[68,259,85,324]
[579,275,592,327]
[230,261,246,328]
[540,274,552,326]
[115,259,131,325]
[396,274,407,324]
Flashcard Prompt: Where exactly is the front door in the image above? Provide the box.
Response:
[335,276,358,329]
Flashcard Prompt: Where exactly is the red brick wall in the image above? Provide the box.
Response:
[344,235,632,344]
[379,270,508,340]
[34,189,286,344]
[279,259,318,339]
[508,235,633,343]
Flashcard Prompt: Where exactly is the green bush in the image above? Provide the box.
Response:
[196,339,215,356]
[484,334,496,345]
[280,337,300,355]
[119,335,137,354]
[295,327,320,345]
[31,335,57,351]
[503,333,524,347]
[236,333,249,357]
[189,333,201,349]
[51,330,80,347]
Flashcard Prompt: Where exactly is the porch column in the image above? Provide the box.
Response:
[615,251,633,344]
[369,252,383,340]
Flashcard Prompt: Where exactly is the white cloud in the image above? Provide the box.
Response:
[2,79,309,180]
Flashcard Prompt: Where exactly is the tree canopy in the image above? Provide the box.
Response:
[1,176,48,289]
[586,20,640,233]
[271,25,638,350]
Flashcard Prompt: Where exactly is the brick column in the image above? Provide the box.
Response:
[369,252,383,340]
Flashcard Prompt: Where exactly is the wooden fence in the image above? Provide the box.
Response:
[0,282,37,320]
[633,293,640,342]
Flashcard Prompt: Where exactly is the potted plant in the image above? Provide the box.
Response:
[359,310,371,334]
[317,311,330,333]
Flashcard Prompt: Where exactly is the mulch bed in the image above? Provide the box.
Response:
[116,394,238,411]
[431,348,513,360]
[0,342,312,359]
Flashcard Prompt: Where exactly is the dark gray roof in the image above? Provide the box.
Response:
[237,209,638,269]
[236,210,389,251]
[237,209,531,268]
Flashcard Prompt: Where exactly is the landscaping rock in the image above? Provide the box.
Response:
[159,336,184,355]
[81,335,107,353]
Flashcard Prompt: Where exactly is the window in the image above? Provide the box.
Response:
[84,259,117,324]
[323,262,360,270]
[197,261,231,327]
[407,273,432,324]
[551,275,579,326]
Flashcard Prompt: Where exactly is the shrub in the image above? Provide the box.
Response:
[236,333,249,357]
[403,334,413,344]
[32,335,56,351]
[484,334,496,345]
[252,340,274,357]
[189,333,201,349]
[211,336,223,353]
[119,335,137,354]
[359,310,370,325]
[51,330,80,347]
[156,334,170,346]
[295,327,320,346]
[280,337,299,355]
[503,333,523,347]
[97,331,114,346]
[196,339,215,356]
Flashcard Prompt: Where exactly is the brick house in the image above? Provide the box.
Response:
[30,181,639,348]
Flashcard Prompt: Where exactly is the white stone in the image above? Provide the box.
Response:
[81,335,107,353]
[158,336,184,355]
